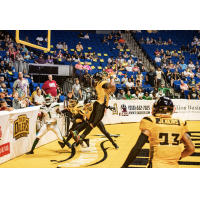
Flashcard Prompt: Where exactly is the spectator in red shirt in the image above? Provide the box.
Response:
[0,101,14,111]
[106,65,113,74]
[167,38,173,45]
[119,36,125,43]
[42,75,57,97]
[9,48,18,61]
[35,55,46,64]
[154,49,160,56]
[57,50,63,58]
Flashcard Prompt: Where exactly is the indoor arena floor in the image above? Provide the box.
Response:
[0,121,200,168]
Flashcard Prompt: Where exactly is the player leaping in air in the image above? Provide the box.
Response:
[26,94,71,155]
[121,97,195,168]
[71,72,116,147]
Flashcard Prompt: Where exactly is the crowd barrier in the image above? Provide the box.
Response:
[0,100,200,165]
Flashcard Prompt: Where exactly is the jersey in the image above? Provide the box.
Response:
[83,105,94,121]
[68,103,85,123]
[139,115,188,168]
[95,80,110,106]
[40,102,60,123]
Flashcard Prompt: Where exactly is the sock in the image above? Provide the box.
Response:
[66,134,72,142]
[31,138,39,152]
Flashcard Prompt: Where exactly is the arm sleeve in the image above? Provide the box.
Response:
[121,133,149,168]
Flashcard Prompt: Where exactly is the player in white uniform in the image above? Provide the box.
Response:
[26,95,71,155]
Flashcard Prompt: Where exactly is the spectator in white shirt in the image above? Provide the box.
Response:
[121,74,128,84]
[128,57,133,64]
[133,90,143,100]
[108,56,114,64]
[84,33,90,39]
[36,35,43,42]
[149,91,159,99]
[155,55,161,63]
[126,78,134,91]
[125,63,133,72]
[109,92,116,100]
[34,89,45,106]
[184,68,194,77]
[118,56,124,63]
[56,41,63,49]
[62,42,68,50]
[196,38,200,46]
[188,60,195,70]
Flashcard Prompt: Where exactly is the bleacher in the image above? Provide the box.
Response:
[133,30,200,98]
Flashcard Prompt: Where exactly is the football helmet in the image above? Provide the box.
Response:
[68,97,78,108]
[84,98,93,111]
[152,96,174,117]
[45,94,53,106]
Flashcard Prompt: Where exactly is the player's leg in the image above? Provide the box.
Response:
[97,121,119,149]
[52,126,72,148]
[66,116,70,136]
[26,124,48,154]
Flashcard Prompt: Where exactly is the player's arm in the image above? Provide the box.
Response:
[121,130,149,168]
[102,76,116,92]
[180,133,195,159]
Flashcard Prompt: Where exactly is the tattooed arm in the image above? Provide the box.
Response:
[180,133,195,159]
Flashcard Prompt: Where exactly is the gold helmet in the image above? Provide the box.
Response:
[84,99,93,111]
[68,97,78,108]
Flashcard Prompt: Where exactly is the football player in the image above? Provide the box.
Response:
[121,97,195,168]
[26,94,71,155]
[70,99,119,149]
[71,72,116,146]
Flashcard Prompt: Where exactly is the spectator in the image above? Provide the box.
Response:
[34,89,45,106]
[184,68,194,77]
[79,52,84,60]
[139,37,145,44]
[72,78,82,99]
[168,60,175,69]
[74,61,83,71]
[106,65,113,74]
[126,78,134,91]
[62,42,68,50]
[76,42,83,51]
[190,45,197,54]
[180,80,188,99]
[160,59,167,69]
[197,38,200,46]
[21,45,28,53]
[165,68,172,86]
[135,80,142,90]
[132,65,140,72]
[83,61,91,70]
[63,50,69,58]
[117,89,126,100]
[142,92,152,100]
[36,35,43,42]
[187,75,196,90]
[44,36,48,42]
[42,75,57,97]
[132,90,142,100]
[3,51,11,65]
[146,67,157,87]
[83,69,92,87]
[23,69,30,78]
[158,83,171,95]
[29,86,40,103]
[0,61,6,79]
[30,52,35,60]
[171,68,181,87]
[84,33,90,39]
[125,63,132,72]
[180,60,187,70]
[167,38,173,45]
[125,90,134,100]
[136,59,144,69]
[175,61,181,69]
[146,37,150,44]
[157,37,163,45]
[155,55,161,63]
[185,44,190,52]
[46,55,53,64]
[188,86,200,99]
[0,101,14,111]
[180,44,186,52]
[85,51,93,60]
[66,54,72,62]
[121,73,128,84]
[128,57,133,65]
[118,56,124,63]
[57,50,63,58]
[156,67,163,88]
[195,61,200,69]
[0,33,5,42]
[191,39,197,46]
[5,62,13,75]
[116,31,122,37]
[160,49,165,56]
[122,43,128,50]
[180,71,187,81]
[0,83,7,93]
[78,32,84,38]
[150,91,159,100]
[172,50,178,57]
[13,72,29,97]
[107,34,113,40]
[129,51,136,58]
[116,42,122,49]
[196,68,200,78]
[122,59,128,67]
[56,41,63,49]
[188,60,195,70]
[16,54,24,62]
[9,48,18,61]
[113,37,118,44]
[154,49,160,56]
[92,51,99,60]
[12,91,26,109]
[35,55,46,64]
[102,35,109,45]
[73,55,80,62]
[0,76,5,87]
[119,36,125,43]
[123,51,128,58]
[24,51,30,60]
[165,52,171,60]
[109,92,116,100]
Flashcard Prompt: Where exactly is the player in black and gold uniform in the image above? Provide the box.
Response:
[122,97,195,168]
[70,99,119,148]
[71,72,116,146]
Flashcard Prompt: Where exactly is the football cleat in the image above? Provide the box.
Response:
[113,143,119,149]
[84,139,90,147]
